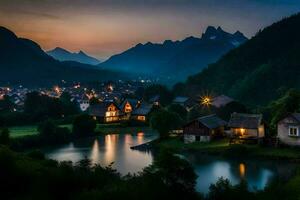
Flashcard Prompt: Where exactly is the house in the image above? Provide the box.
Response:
[120,98,140,113]
[173,96,189,106]
[183,114,227,143]
[131,103,153,122]
[149,95,160,106]
[228,113,265,141]
[277,113,300,146]
[78,95,90,111]
[172,96,195,111]
[89,102,123,123]
[212,95,234,108]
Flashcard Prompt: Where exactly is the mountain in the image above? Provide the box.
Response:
[0,27,129,86]
[99,26,248,84]
[176,13,300,106]
[47,47,101,65]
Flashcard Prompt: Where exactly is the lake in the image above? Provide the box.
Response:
[183,153,296,194]
[43,128,158,174]
[43,128,295,194]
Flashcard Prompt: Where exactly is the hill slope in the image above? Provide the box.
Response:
[99,26,247,84]
[179,13,300,106]
[47,47,101,65]
[0,27,128,86]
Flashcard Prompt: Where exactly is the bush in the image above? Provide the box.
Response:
[167,104,188,122]
[38,120,56,137]
[150,110,183,139]
[73,114,97,137]
[0,128,10,145]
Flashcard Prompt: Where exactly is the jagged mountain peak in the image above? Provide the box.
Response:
[47,47,101,65]
[99,25,248,84]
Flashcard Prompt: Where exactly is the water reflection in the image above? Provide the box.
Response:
[239,163,246,178]
[184,154,295,194]
[44,128,158,175]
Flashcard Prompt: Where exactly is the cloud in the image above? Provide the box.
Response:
[17,10,62,20]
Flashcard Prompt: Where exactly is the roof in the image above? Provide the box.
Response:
[280,113,300,123]
[173,96,189,103]
[291,113,300,122]
[212,95,234,108]
[228,113,263,129]
[89,102,120,117]
[131,103,152,116]
[197,114,227,129]
[120,98,139,109]
[149,95,160,103]
[184,114,227,129]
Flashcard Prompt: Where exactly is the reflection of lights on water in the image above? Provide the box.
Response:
[91,140,99,163]
[137,132,144,137]
[125,134,133,144]
[137,132,144,143]
[104,134,118,163]
[239,163,246,178]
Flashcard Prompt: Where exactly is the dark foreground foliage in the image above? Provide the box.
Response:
[0,147,200,200]
[0,145,300,200]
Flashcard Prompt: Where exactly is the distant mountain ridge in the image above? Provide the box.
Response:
[47,47,101,65]
[0,26,129,86]
[176,13,300,106]
[99,26,248,84]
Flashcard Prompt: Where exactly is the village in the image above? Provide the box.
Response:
[1,80,300,149]
[86,91,300,148]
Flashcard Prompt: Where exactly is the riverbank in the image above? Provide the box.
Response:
[151,137,300,161]
[8,123,150,138]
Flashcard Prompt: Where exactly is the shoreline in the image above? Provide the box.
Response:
[141,136,300,162]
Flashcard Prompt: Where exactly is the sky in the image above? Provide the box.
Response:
[0,0,300,59]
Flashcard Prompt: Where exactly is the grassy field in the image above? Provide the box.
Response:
[9,126,39,138]
[8,123,152,138]
[154,137,300,160]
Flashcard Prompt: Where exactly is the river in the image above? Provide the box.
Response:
[43,128,295,194]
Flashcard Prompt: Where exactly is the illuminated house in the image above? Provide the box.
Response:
[89,102,123,123]
[120,98,140,113]
[131,103,153,122]
[277,113,300,146]
[228,113,265,141]
[183,114,227,143]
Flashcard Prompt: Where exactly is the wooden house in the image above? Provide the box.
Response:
[183,114,227,143]
[89,102,123,123]
[131,103,153,122]
[228,113,265,141]
[120,98,140,113]
[277,113,300,146]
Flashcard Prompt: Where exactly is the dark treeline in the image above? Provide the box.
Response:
[0,91,79,126]
[0,113,96,151]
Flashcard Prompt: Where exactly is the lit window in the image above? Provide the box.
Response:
[137,116,146,121]
[289,126,299,137]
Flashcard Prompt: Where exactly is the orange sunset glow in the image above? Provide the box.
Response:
[1,0,299,59]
